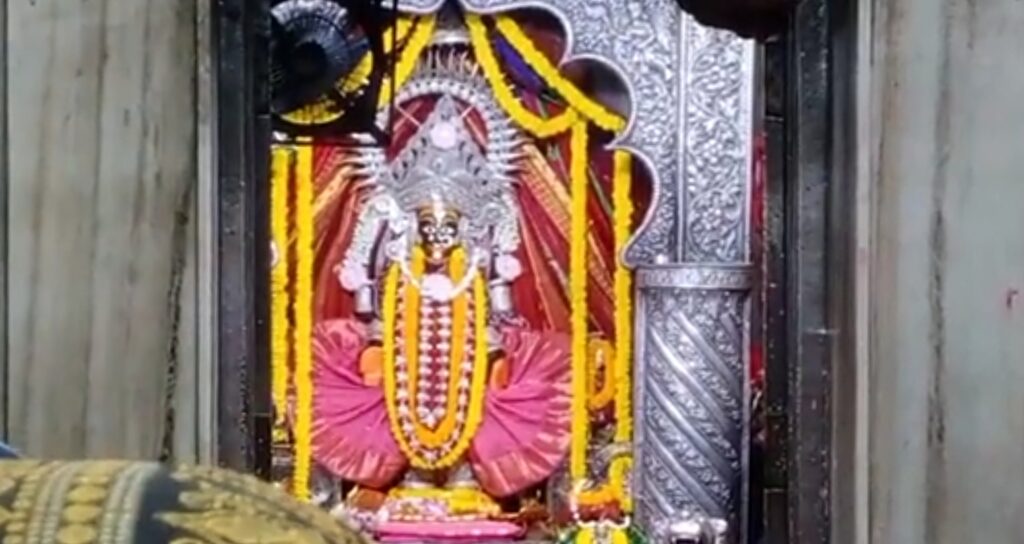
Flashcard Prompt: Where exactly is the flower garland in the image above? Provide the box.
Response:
[381,257,490,469]
[577,484,616,506]
[611,150,635,512]
[467,11,633,508]
[494,16,626,133]
[569,121,590,483]
[574,154,636,511]
[292,142,315,501]
[569,480,634,544]
[402,248,425,437]
[270,147,292,430]
[466,14,578,138]
[403,248,473,448]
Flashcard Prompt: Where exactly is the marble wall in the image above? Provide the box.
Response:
[866,0,1024,541]
[3,0,199,460]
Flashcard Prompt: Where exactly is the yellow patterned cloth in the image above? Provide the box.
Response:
[0,460,370,544]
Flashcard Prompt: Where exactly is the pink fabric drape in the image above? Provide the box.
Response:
[310,319,571,497]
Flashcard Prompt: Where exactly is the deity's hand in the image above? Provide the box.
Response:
[358,346,384,387]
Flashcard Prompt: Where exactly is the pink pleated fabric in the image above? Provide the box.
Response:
[468,328,572,497]
[311,319,408,489]
[310,320,572,496]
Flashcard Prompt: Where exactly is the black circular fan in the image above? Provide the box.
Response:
[270,0,371,115]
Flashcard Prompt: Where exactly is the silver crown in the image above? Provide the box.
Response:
[341,36,525,276]
[352,43,523,235]
[369,48,523,186]
[384,94,494,215]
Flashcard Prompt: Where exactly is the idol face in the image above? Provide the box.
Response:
[416,204,462,264]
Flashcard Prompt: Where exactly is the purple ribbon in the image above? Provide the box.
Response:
[492,33,548,95]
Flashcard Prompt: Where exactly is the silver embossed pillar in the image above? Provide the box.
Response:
[632,266,752,542]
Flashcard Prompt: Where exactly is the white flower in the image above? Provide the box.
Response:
[421,273,455,302]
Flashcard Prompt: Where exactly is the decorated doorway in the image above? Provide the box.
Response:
[242,1,759,542]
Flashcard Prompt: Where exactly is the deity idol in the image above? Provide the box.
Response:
[309,52,572,534]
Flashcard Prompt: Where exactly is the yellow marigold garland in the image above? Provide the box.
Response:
[469,13,635,505]
[381,259,490,469]
[576,152,637,511]
[466,14,578,138]
[494,16,626,133]
[292,142,315,501]
[270,147,292,430]
[569,121,590,483]
[610,150,635,511]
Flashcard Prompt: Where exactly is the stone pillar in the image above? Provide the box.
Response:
[864,1,1024,542]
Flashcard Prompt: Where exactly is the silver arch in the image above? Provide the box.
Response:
[394,2,758,541]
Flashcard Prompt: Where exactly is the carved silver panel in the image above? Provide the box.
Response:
[679,23,756,263]
[633,268,751,542]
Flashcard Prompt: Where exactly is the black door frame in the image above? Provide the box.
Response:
[212,0,273,477]
[760,0,859,542]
